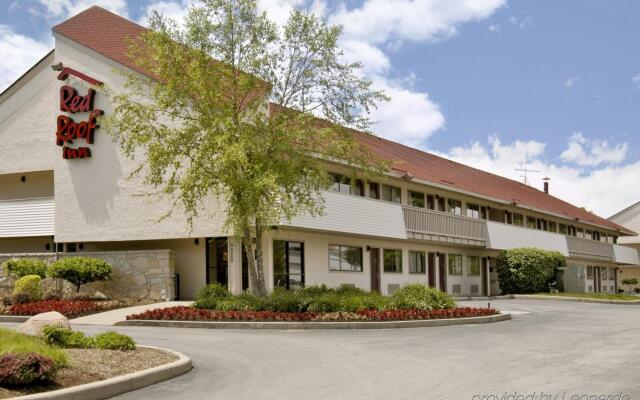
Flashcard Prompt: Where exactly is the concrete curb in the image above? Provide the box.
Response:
[116,313,511,329]
[0,315,30,323]
[14,346,192,400]
[511,294,640,305]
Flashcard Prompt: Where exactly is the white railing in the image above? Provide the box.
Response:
[566,236,614,262]
[402,206,487,243]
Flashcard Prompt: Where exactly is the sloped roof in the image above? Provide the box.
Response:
[52,6,632,235]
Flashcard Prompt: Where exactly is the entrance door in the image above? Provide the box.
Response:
[206,237,228,287]
[438,253,447,292]
[273,240,305,290]
[427,252,436,288]
[370,248,380,292]
[481,257,488,296]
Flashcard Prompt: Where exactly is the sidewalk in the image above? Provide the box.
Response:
[71,301,192,326]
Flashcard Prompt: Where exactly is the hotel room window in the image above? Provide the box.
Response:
[559,224,568,234]
[585,230,593,240]
[368,182,380,200]
[586,266,593,279]
[409,251,426,274]
[329,245,363,272]
[381,184,401,203]
[505,211,513,224]
[467,256,480,276]
[466,203,480,219]
[383,249,403,273]
[548,222,557,233]
[448,254,463,275]
[447,199,462,215]
[577,228,584,238]
[436,196,446,212]
[409,191,425,208]
[330,173,362,196]
[513,213,524,226]
[526,216,537,229]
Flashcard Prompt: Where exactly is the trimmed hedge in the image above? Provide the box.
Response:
[0,258,47,279]
[496,248,566,294]
[12,275,43,301]
[43,327,136,351]
[47,257,112,292]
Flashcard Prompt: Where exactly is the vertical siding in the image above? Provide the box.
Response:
[613,244,640,265]
[0,198,54,237]
[485,221,569,255]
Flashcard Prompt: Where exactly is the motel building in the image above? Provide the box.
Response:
[1,6,640,300]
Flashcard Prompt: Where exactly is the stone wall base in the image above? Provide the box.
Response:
[0,250,176,301]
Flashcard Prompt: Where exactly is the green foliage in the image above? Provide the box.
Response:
[94,332,136,351]
[622,278,638,285]
[391,284,456,310]
[103,0,388,295]
[12,275,42,301]
[193,283,232,309]
[496,248,566,294]
[1,258,47,279]
[42,326,95,349]
[0,327,67,369]
[47,257,112,292]
[0,353,56,386]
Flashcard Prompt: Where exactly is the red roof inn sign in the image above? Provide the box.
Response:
[55,67,104,159]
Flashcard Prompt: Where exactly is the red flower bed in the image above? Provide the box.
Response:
[8,300,105,319]
[127,306,498,322]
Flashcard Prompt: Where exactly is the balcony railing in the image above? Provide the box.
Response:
[566,236,614,262]
[402,206,487,246]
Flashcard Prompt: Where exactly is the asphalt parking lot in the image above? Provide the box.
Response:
[3,299,640,400]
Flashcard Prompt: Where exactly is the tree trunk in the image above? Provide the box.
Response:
[242,229,260,294]
[241,221,267,297]
[254,219,266,296]
[76,283,81,293]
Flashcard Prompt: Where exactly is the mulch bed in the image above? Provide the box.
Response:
[0,347,177,399]
[127,306,498,322]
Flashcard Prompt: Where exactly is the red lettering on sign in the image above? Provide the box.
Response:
[62,146,91,159]
[55,110,103,146]
[60,85,95,113]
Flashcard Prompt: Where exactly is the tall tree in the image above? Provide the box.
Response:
[104,0,388,295]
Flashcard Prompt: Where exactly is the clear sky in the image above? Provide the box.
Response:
[1,0,639,217]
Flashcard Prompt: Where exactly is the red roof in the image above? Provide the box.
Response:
[53,6,630,234]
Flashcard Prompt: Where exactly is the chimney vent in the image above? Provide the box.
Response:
[543,177,550,194]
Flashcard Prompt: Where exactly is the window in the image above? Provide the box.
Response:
[381,184,401,203]
[436,196,445,212]
[594,231,601,241]
[447,254,463,275]
[383,249,402,273]
[329,245,363,272]
[447,199,462,215]
[601,267,607,280]
[585,230,593,240]
[586,266,593,279]
[559,224,568,234]
[409,191,425,208]
[409,251,426,274]
[526,216,537,229]
[548,221,557,233]
[273,241,305,290]
[577,228,584,239]
[513,213,524,226]
[329,173,363,196]
[368,182,380,200]
[467,256,480,276]
[609,268,616,280]
[426,194,435,210]
[466,203,480,219]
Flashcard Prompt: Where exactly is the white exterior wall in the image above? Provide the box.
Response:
[486,221,569,255]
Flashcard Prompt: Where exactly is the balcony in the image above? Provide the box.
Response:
[402,206,487,246]
[0,197,54,238]
[485,221,569,255]
[566,236,614,262]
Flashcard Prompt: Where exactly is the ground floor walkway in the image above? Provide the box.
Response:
[70,301,193,325]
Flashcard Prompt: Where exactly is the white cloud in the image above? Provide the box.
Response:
[508,15,532,30]
[565,75,579,88]
[0,25,52,92]
[632,73,640,87]
[35,0,129,19]
[138,0,194,26]
[488,24,499,32]
[561,132,628,167]
[436,135,640,217]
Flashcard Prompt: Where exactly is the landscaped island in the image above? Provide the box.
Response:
[127,283,498,322]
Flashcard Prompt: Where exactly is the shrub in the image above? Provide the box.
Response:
[193,283,231,309]
[47,257,112,292]
[0,353,56,386]
[0,258,47,279]
[265,288,305,312]
[391,284,456,310]
[9,300,105,318]
[42,326,95,349]
[635,288,640,294]
[10,292,32,305]
[495,248,566,294]
[0,327,68,369]
[94,332,136,351]
[13,275,43,301]
[622,278,638,293]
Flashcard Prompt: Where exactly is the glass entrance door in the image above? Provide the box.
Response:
[273,240,304,290]
[206,237,228,287]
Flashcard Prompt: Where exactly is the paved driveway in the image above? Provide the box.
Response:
[3,299,640,399]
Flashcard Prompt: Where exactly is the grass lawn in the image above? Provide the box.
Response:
[0,327,68,367]
[536,292,640,301]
